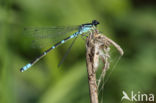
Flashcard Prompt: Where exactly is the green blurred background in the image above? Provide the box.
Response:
[0,0,156,103]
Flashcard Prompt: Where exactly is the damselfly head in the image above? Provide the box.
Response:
[92,20,100,26]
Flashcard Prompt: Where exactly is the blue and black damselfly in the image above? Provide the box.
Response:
[20,20,100,72]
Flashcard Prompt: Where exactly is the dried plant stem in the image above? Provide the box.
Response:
[86,29,124,103]
[86,32,99,103]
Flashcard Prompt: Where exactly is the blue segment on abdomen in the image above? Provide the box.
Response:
[61,40,65,43]
[52,46,55,49]
[21,63,32,72]
[70,35,74,38]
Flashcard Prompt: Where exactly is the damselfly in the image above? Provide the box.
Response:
[20,20,100,72]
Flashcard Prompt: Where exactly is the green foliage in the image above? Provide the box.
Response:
[0,0,156,103]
